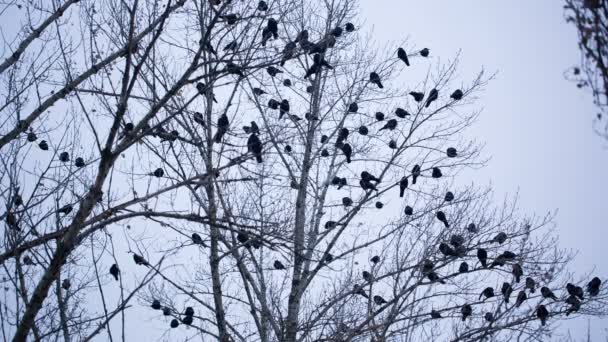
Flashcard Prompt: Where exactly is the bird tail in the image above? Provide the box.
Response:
[112,274,119,281]
[541,318,546,326]
[443,221,450,228]
[256,155,263,163]
[425,101,431,108]
[378,82,384,89]
[412,176,417,185]
[213,131,223,143]
[400,189,405,197]
[346,155,351,163]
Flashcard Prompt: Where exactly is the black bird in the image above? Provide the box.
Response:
[279,99,290,119]
[420,48,430,57]
[411,164,421,184]
[133,253,148,266]
[461,304,472,321]
[193,112,206,127]
[421,259,434,274]
[566,283,585,300]
[515,290,528,308]
[362,271,373,282]
[490,255,507,268]
[224,40,238,51]
[425,88,438,108]
[237,231,249,244]
[369,72,383,88]
[388,140,397,149]
[152,299,161,310]
[397,47,410,66]
[395,108,409,118]
[526,277,536,293]
[361,171,380,183]
[409,91,424,102]
[162,307,171,316]
[447,147,458,158]
[57,204,73,215]
[331,176,341,186]
[285,145,292,153]
[370,256,381,264]
[348,102,358,113]
[444,191,454,202]
[192,233,204,245]
[451,89,464,100]
[253,87,266,96]
[358,126,368,135]
[399,176,408,197]
[244,121,260,134]
[39,140,48,150]
[502,282,513,303]
[261,27,272,46]
[342,197,353,207]
[337,128,349,143]
[484,312,494,322]
[267,66,283,77]
[404,205,414,216]
[213,114,229,143]
[450,234,465,247]
[541,286,558,301]
[353,284,368,298]
[296,29,309,44]
[427,272,445,284]
[170,319,179,328]
[512,264,523,283]
[248,133,263,163]
[110,264,120,280]
[153,168,164,178]
[13,195,23,206]
[501,251,517,260]
[536,305,549,326]
[59,152,70,162]
[220,13,239,25]
[257,0,268,11]
[321,135,329,144]
[477,248,488,268]
[340,143,352,163]
[182,315,193,325]
[375,112,385,121]
[436,211,449,228]
[588,277,601,296]
[431,167,442,178]
[280,41,297,66]
[467,223,478,233]
[379,119,397,131]
[274,260,285,270]
[267,18,278,38]
[459,262,469,273]
[331,26,343,37]
[27,131,37,142]
[360,179,377,191]
[373,295,387,305]
[439,242,455,257]
[74,157,85,168]
[492,232,507,244]
[430,310,442,319]
[283,79,292,87]
[321,149,329,157]
[375,201,383,209]
[306,85,314,93]
[225,62,244,77]
[480,287,495,300]
[325,221,338,229]
[565,295,582,316]
[185,306,194,316]
[344,22,355,32]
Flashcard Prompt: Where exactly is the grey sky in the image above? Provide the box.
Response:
[361,0,608,338]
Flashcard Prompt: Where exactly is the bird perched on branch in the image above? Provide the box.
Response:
[397,47,410,66]
[213,114,229,143]
[369,72,383,88]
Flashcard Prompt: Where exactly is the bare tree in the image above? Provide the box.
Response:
[564,0,608,141]
[1,0,606,341]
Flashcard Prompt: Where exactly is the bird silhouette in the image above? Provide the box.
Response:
[274,260,285,270]
[444,191,454,202]
[484,312,494,322]
[588,277,601,296]
[321,135,329,144]
[358,126,368,135]
[439,242,456,257]
[375,112,385,121]
[39,140,48,150]
[224,40,238,51]
[450,234,465,247]
[388,140,397,149]
[133,253,148,266]
[404,205,414,216]
[182,315,193,325]
[375,201,383,209]
[75,157,85,168]
[342,197,353,207]
[397,47,410,66]
[331,26,343,37]
[541,286,558,301]
[257,0,268,11]
[192,233,204,245]
[362,271,373,282]
[361,171,380,183]
[430,310,442,319]
[170,319,179,328]
[27,131,37,142]
[431,167,442,178]
[501,251,516,260]
[379,119,397,131]
[446,147,458,158]
[451,89,464,100]
[425,88,438,108]
[436,211,449,228]
[492,232,507,244]
[526,277,536,293]
[467,223,478,233]
[411,164,421,184]
[512,264,523,283]
[427,272,445,284]
[57,204,73,215]
[344,22,355,32]
[409,91,424,102]
[337,127,349,143]
[162,307,171,316]
[214,114,229,143]
[267,66,283,77]
[371,255,380,264]
[340,143,352,163]
[501,282,513,303]
[536,305,549,326]
[373,295,387,305]
[185,307,194,316]
[153,168,164,178]
[247,133,263,163]
[348,102,358,113]
[515,290,528,307]
[566,283,585,300]
[267,18,278,38]
[321,149,329,157]
[461,304,472,321]
[279,99,290,119]
[237,230,249,244]
[490,254,506,268]
[283,79,292,87]
[220,13,239,25]
[477,248,488,268]
[353,284,368,298]
[399,177,408,197]
[369,72,383,88]
[480,287,495,300]
[395,108,409,118]
[110,264,120,281]
[459,262,469,273]
[152,299,161,310]
[420,48,430,57]
[253,87,266,96]
[59,152,70,162]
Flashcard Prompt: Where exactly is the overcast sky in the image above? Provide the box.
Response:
[361,0,608,338]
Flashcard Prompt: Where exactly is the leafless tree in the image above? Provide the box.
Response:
[564,0,608,141]
[1,0,606,341]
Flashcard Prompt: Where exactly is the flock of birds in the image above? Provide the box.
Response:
[7,0,603,332]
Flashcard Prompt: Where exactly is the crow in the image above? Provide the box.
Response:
[133,253,148,266]
[192,233,205,245]
[340,143,352,163]
[348,102,358,113]
[501,282,513,303]
[371,255,380,264]
[404,205,414,216]
[536,305,549,326]
[512,264,523,283]
[395,108,409,118]
[399,177,408,197]
[588,277,601,296]
[420,48,430,57]
[375,112,385,121]
[373,295,387,305]
[369,72,383,88]
[461,304,472,321]
[515,290,528,308]
[459,262,469,273]
[397,47,410,66]
[425,88,438,108]
[274,260,286,270]
[526,277,536,293]
[541,286,558,301]
[152,299,161,310]
[358,126,369,135]
[110,264,120,281]
[409,91,424,102]
[451,89,464,100]
[379,119,397,131]
[444,191,454,202]
[479,287,495,300]
[447,147,458,158]
[411,164,421,184]
[477,248,488,268]
[431,167,442,178]
[213,114,229,143]
[353,284,368,298]
[430,310,442,319]
[436,211,449,228]
[492,232,507,244]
